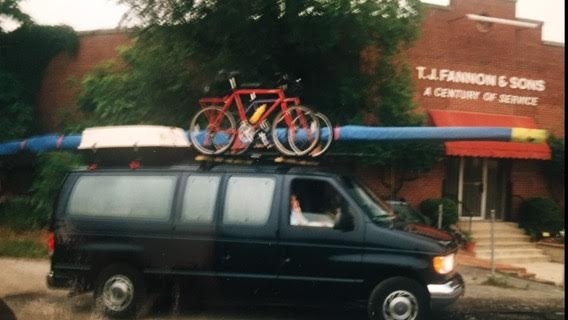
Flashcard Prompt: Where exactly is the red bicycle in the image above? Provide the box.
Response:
[189,73,322,156]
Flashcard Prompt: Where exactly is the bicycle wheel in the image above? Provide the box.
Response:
[271,106,320,157]
[227,121,255,156]
[309,112,334,157]
[189,106,236,155]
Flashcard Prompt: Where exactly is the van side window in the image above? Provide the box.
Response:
[290,179,354,231]
[223,176,275,226]
[181,175,220,223]
[67,175,177,220]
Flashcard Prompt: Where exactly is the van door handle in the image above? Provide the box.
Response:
[223,253,231,261]
[283,257,291,264]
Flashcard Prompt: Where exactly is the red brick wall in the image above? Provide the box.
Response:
[406,0,564,137]
[510,160,550,219]
[389,0,564,214]
[38,30,131,132]
[356,162,445,209]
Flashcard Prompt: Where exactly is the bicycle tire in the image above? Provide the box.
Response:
[227,121,255,156]
[189,106,236,155]
[309,112,334,157]
[271,106,320,157]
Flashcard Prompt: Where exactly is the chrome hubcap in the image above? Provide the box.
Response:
[382,290,418,320]
[102,275,134,312]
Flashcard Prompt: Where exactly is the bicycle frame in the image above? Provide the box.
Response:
[198,88,301,130]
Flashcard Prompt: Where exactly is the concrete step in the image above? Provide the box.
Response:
[459,221,519,228]
[481,255,552,264]
[475,248,546,257]
[470,228,527,237]
[475,242,537,250]
[460,223,523,232]
[460,221,554,264]
[474,234,531,242]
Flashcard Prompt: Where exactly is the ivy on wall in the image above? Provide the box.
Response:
[1,0,79,140]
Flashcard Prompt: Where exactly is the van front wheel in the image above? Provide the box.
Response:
[368,277,429,320]
[94,264,146,318]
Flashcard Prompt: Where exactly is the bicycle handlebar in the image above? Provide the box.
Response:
[212,70,302,93]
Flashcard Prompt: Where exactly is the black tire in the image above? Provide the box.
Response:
[368,277,429,320]
[94,264,147,318]
[189,106,237,155]
[309,112,334,157]
[271,106,320,157]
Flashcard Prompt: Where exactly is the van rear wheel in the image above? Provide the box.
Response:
[368,277,429,320]
[94,264,146,318]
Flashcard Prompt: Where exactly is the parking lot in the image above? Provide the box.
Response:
[0,257,564,320]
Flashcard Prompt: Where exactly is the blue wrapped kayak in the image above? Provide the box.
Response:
[0,126,547,156]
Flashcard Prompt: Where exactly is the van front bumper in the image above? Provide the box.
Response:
[427,273,464,308]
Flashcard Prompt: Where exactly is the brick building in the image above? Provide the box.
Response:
[37,0,564,222]
[38,29,131,130]
[359,0,564,221]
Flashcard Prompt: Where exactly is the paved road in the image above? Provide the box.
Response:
[0,258,564,320]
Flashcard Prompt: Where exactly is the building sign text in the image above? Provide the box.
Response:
[416,66,545,106]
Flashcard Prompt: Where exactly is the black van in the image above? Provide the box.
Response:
[47,163,464,319]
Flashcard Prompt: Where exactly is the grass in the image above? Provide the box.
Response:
[482,274,519,289]
[0,226,49,259]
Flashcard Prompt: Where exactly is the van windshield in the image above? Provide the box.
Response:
[341,177,395,227]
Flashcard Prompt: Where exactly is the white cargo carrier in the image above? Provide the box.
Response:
[78,125,190,150]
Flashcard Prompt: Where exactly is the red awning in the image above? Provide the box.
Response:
[429,110,551,160]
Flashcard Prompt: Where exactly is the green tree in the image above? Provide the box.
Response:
[79,0,422,124]
[546,136,565,176]
[0,0,32,31]
[0,1,80,231]
[1,0,79,140]
[75,0,441,199]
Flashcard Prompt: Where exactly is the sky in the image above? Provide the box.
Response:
[0,0,564,43]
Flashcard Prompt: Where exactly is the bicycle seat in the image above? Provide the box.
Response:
[216,69,241,79]
[239,82,262,89]
[228,70,241,78]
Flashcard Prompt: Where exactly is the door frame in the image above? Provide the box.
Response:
[458,157,488,220]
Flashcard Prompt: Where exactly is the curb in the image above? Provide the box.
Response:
[457,250,562,287]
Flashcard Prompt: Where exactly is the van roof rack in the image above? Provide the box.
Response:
[194,154,319,166]
[79,144,370,169]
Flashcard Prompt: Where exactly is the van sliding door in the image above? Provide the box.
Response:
[216,174,282,298]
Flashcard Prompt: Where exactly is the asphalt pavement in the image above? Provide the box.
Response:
[0,257,564,320]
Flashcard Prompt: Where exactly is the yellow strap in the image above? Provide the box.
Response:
[511,128,548,143]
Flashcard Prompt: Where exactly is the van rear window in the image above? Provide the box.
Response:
[66,175,177,220]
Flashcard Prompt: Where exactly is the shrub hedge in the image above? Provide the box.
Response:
[518,197,563,240]
[419,198,459,230]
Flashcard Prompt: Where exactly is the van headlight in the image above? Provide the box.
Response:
[433,253,455,274]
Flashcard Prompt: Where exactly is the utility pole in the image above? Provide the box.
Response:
[490,209,496,276]
[437,204,443,229]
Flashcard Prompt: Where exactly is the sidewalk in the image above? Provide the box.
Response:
[457,250,564,286]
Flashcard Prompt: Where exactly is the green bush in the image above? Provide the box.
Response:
[0,239,48,259]
[0,196,46,230]
[419,198,459,230]
[518,197,563,240]
[0,152,81,231]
